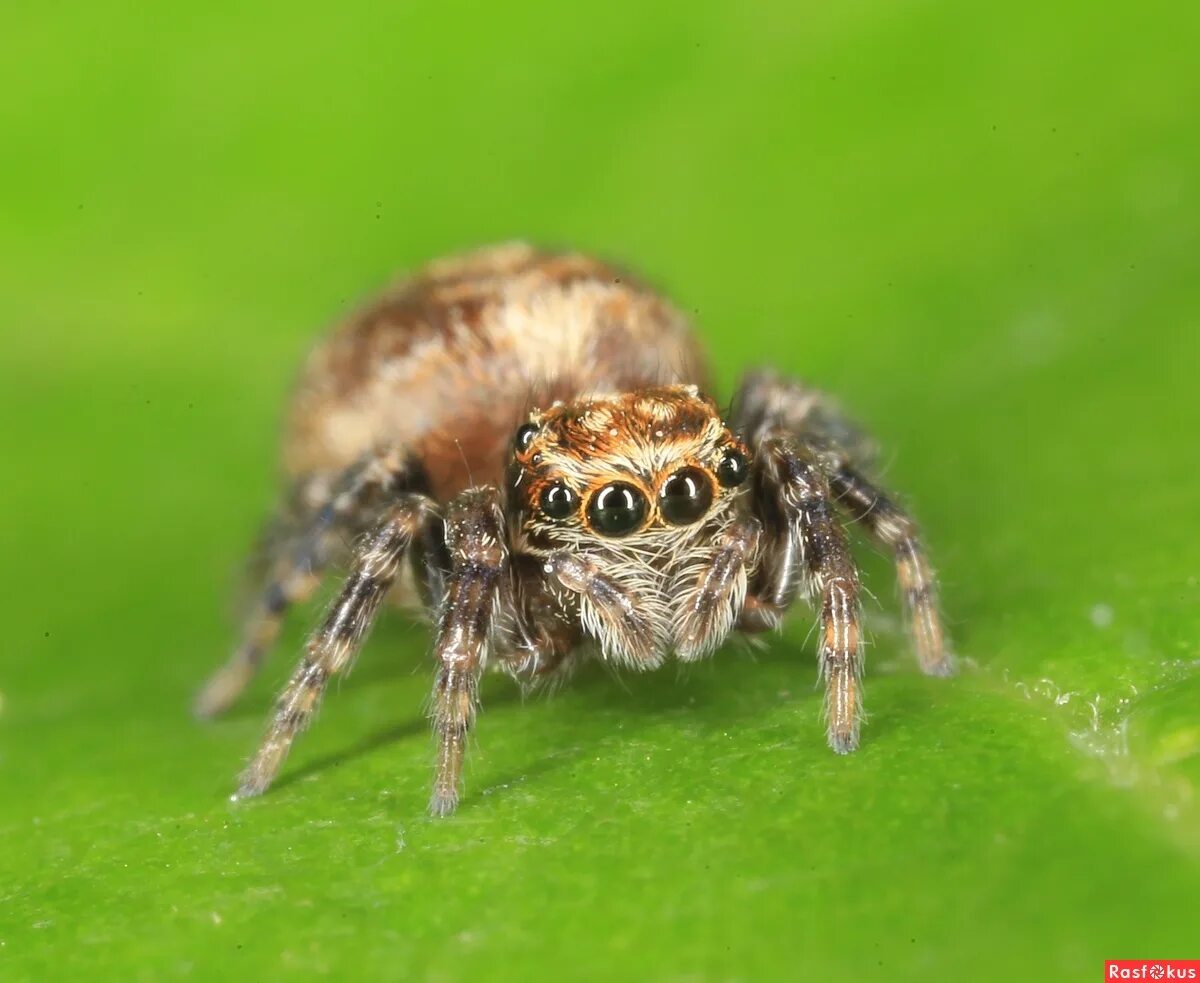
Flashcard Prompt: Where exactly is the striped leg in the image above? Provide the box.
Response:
[493,562,582,683]
[673,515,763,661]
[752,436,865,752]
[544,552,662,669]
[195,446,416,718]
[829,466,954,676]
[234,493,437,799]
[733,371,953,678]
[429,488,509,817]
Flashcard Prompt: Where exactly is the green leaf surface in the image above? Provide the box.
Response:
[2,2,1198,980]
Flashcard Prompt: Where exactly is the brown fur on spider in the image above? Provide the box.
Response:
[196,243,954,817]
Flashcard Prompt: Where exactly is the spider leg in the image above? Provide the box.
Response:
[429,488,510,817]
[673,515,763,661]
[195,446,417,718]
[234,493,438,798]
[829,466,954,676]
[492,557,582,683]
[733,371,953,676]
[543,552,663,669]
[733,369,877,466]
[748,435,866,753]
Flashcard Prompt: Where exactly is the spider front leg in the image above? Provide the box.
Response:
[543,552,662,669]
[750,436,865,753]
[673,516,763,661]
[196,446,418,718]
[733,371,954,677]
[235,493,438,798]
[829,465,954,676]
[429,488,510,817]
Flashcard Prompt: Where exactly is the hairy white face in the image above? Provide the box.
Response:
[506,384,751,564]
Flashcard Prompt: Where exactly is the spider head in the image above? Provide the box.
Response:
[507,385,750,554]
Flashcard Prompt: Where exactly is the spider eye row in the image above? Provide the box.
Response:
[535,449,749,537]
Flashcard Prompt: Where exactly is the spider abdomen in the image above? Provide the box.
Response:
[282,242,707,501]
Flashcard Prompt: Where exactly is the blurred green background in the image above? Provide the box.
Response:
[2,1,1198,980]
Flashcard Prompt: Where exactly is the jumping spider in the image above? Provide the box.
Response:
[197,243,953,816]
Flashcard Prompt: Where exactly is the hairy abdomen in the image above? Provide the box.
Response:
[284,243,708,500]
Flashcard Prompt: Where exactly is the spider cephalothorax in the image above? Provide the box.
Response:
[197,243,953,816]
[506,385,753,668]
[511,386,747,544]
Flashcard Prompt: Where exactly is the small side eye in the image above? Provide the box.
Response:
[659,468,714,525]
[717,448,749,488]
[587,482,648,537]
[514,423,539,454]
[539,482,578,519]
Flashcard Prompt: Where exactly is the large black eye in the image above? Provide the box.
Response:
[659,468,714,525]
[587,482,648,537]
[539,482,578,519]
[717,448,749,488]
[514,423,538,454]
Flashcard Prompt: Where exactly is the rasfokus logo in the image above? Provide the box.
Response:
[1106,962,1200,980]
